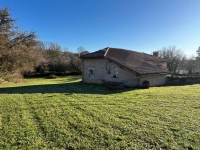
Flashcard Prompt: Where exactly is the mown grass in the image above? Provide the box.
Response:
[0,75,200,149]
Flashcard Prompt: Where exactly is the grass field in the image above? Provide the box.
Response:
[0,76,200,149]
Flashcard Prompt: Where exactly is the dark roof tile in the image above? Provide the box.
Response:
[80,48,107,58]
[144,53,168,62]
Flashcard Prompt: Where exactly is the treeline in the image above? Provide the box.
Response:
[34,42,82,75]
[1,7,200,82]
[158,46,200,75]
[0,7,82,82]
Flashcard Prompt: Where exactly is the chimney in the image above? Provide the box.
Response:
[153,51,159,57]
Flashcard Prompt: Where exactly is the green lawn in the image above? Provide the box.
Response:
[0,76,200,149]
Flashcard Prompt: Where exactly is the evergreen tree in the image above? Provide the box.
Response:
[0,7,37,80]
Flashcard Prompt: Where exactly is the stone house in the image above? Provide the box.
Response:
[81,47,169,87]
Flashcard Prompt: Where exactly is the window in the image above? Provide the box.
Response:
[113,67,118,78]
[88,67,95,77]
[89,69,94,76]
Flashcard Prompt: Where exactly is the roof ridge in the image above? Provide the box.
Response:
[104,47,110,57]
[109,47,145,54]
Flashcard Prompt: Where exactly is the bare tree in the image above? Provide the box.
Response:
[158,46,185,74]
[35,42,82,74]
[195,46,200,72]
[196,46,200,57]
[185,55,197,74]
[77,46,86,54]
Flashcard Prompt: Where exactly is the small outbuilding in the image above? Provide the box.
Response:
[81,47,169,87]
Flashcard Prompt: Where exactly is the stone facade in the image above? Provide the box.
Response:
[82,58,167,87]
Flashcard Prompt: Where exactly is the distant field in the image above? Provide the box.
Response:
[0,76,200,149]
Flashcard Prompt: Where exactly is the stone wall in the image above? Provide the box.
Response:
[82,58,167,87]
[82,58,140,87]
[165,76,200,85]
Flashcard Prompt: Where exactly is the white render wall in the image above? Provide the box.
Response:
[140,74,166,86]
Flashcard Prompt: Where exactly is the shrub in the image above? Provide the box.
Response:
[47,74,58,79]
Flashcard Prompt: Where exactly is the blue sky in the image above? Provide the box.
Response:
[1,0,200,56]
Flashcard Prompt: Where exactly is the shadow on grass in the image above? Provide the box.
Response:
[0,81,135,95]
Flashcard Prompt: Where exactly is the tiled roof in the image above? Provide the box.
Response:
[80,48,107,58]
[144,53,168,62]
[82,47,169,75]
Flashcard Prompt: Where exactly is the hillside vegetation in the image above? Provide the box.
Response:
[0,76,200,149]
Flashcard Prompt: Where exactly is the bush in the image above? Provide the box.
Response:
[3,72,23,83]
[47,74,58,79]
